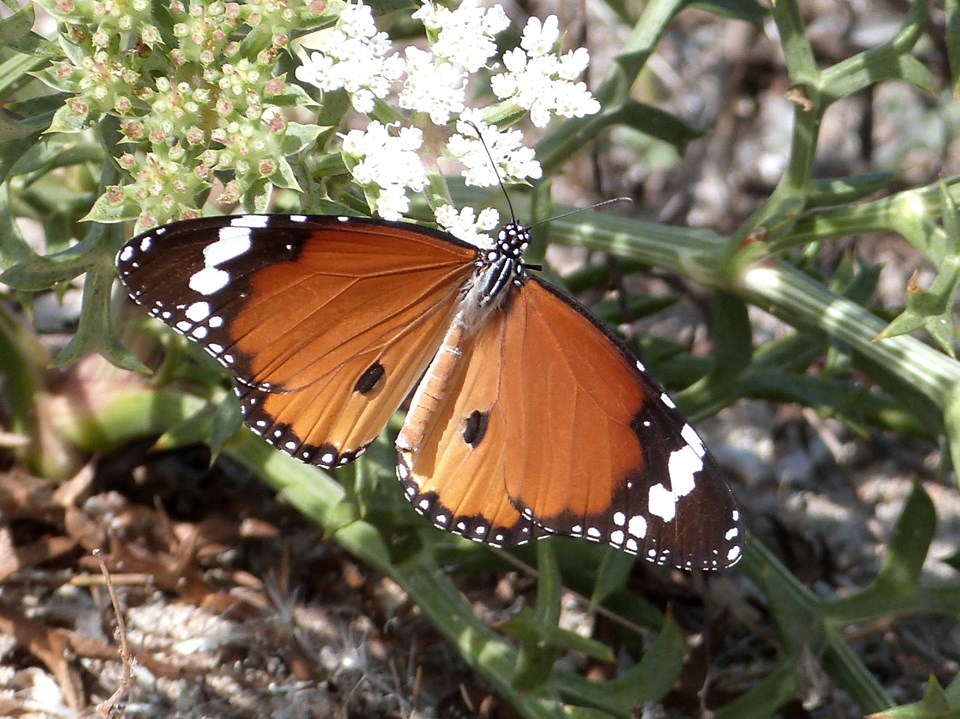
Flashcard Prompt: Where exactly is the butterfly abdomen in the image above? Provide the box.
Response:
[396,313,472,473]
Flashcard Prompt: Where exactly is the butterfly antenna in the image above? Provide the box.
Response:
[463,121,630,229]
[527,197,632,231]
[463,120,518,226]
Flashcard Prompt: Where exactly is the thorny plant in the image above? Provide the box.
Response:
[1,0,960,717]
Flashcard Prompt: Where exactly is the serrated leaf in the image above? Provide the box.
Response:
[53,262,146,370]
[867,676,960,719]
[272,82,321,108]
[209,390,244,460]
[611,99,704,151]
[691,0,768,26]
[0,109,55,184]
[878,186,960,356]
[271,157,302,191]
[600,615,685,704]
[243,178,273,214]
[874,481,936,594]
[807,171,897,209]
[281,121,324,154]
[1,233,103,289]
[46,103,92,134]
[84,189,143,224]
[589,549,634,608]
[0,4,57,56]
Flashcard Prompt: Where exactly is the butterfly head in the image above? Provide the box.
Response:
[468,222,532,312]
[497,222,531,259]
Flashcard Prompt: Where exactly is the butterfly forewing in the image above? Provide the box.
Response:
[117,215,478,468]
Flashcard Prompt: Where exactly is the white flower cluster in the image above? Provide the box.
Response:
[294,4,403,115]
[341,122,427,220]
[296,1,600,238]
[491,16,600,128]
[434,204,501,247]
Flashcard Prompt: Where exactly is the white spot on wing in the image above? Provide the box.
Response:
[648,446,701,521]
[660,392,676,409]
[189,266,229,295]
[119,246,133,262]
[185,301,211,322]
[230,215,269,228]
[628,515,647,538]
[680,423,705,457]
[207,228,252,264]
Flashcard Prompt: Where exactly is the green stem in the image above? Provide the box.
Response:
[737,263,960,409]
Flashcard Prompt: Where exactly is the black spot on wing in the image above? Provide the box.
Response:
[462,409,490,447]
[354,361,386,395]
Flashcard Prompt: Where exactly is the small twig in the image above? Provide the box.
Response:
[71,572,154,588]
[94,549,134,718]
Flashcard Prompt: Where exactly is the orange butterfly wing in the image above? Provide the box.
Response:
[118,215,477,467]
[399,277,743,569]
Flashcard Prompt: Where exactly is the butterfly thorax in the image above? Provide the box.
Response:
[456,222,530,335]
[459,222,531,329]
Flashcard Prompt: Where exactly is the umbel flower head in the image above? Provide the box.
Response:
[294,1,601,242]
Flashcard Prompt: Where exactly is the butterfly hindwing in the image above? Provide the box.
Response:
[396,301,552,547]
[399,276,743,570]
[117,215,478,468]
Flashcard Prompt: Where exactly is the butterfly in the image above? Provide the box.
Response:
[116,213,744,570]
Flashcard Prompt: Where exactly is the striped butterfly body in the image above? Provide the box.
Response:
[117,214,744,570]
